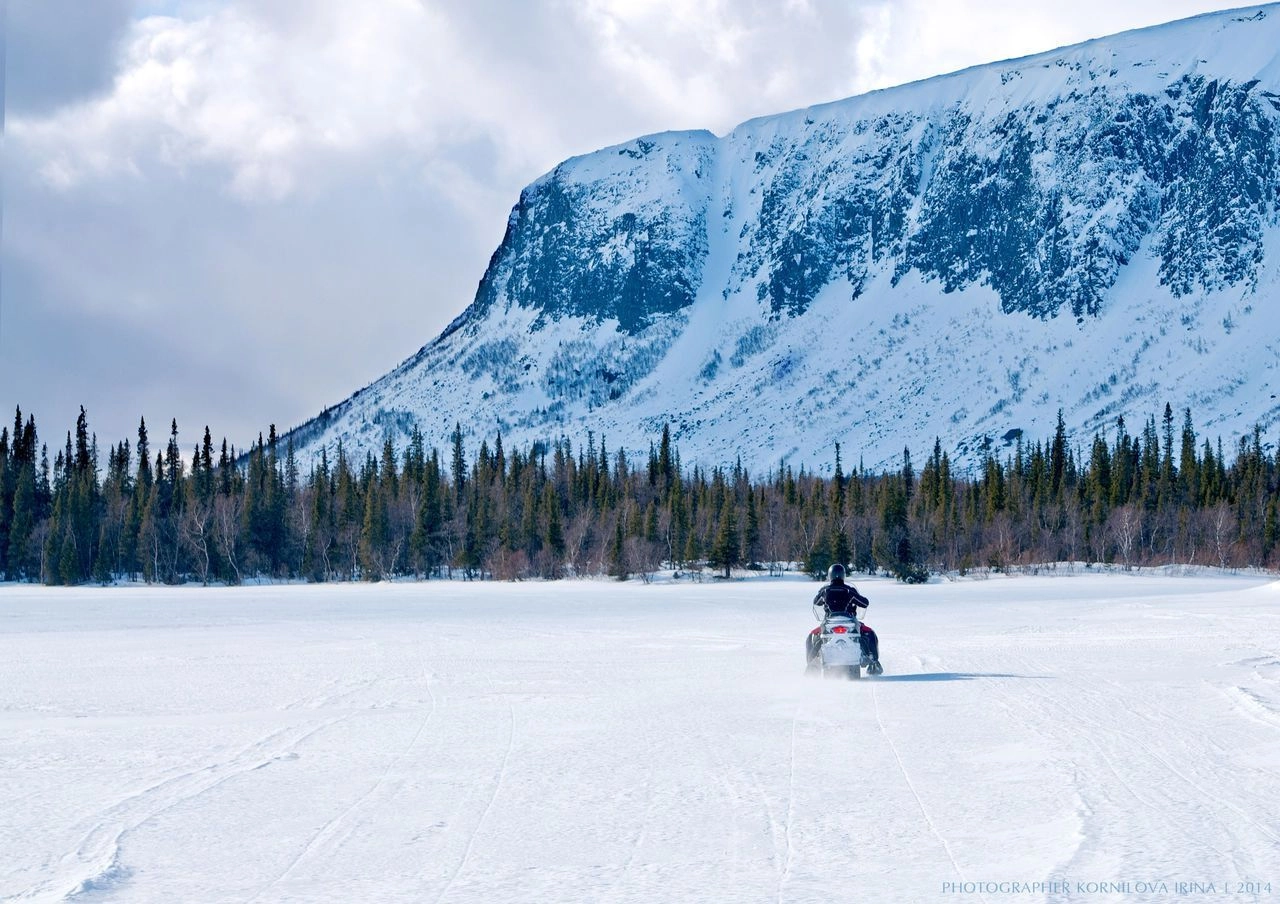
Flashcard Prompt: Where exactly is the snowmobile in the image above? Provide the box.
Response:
[807,602,883,679]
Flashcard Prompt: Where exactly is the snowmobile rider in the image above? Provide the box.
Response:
[806,563,880,669]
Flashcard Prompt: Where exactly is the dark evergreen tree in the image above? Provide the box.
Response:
[609,517,627,580]
[743,490,761,568]
[709,494,740,578]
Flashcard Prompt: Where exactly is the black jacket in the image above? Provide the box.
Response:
[814,581,869,616]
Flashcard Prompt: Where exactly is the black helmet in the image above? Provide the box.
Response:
[827,563,846,583]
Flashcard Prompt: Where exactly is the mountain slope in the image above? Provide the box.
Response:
[289,4,1280,472]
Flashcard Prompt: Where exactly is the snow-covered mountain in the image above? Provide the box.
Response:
[289,4,1280,472]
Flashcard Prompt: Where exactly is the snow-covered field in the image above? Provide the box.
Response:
[2,572,1278,903]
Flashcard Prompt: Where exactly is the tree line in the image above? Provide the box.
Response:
[0,404,1277,586]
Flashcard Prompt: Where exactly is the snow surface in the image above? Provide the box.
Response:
[3,573,1279,902]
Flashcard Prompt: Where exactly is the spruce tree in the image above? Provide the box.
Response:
[451,423,466,504]
[667,476,688,566]
[682,519,701,569]
[0,427,11,571]
[710,495,740,578]
[0,430,12,575]
[609,517,627,580]
[520,482,540,559]
[1179,409,1199,505]
[7,464,35,580]
[360,479,389,580]
[830,522,851,574]
[543,483,565,562]
[1050,410,1067,501]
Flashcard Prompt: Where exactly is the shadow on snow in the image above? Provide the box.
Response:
[870,672,1043,682]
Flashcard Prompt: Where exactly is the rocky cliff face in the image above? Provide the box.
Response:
[470,134,717,333]
[289,5,1280,471]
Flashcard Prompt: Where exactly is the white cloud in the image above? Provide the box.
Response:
[571,0,877,131]
[13,0,898,203]
[13,0,1251,200]
[11,1,569,200]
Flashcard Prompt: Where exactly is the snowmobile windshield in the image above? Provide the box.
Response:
[814,602,858,623]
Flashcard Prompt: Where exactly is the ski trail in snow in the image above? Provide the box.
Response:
[431,696,516,904]
[967,651,1099,892]
[248,671,441,903]
[619,769,656,878]
[1223,683,1280,731]
[745,760,785,880]
[989,650,1248,891]
[1083,675,1280,851]
[23,715,353,903]
[870,682,987,904]
[776,702,801,904]
[1086,677,1280,848]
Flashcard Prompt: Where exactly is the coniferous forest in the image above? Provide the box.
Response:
[1,404,1278,585]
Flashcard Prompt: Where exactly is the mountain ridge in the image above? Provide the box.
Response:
[286,3,1280,472]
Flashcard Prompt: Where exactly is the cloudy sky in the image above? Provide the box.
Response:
[1,0,1251,455]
